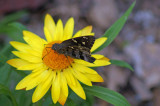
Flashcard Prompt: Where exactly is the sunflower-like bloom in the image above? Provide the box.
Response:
[7,14,110,105]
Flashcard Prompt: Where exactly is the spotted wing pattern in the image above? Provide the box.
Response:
[61,36,95,49]
[52,36,96,63]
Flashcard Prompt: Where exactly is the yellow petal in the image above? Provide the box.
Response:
[100,56,110,61]
[73,30,82,38]
[12,51,42,63]
[10,41,42,57]
[26,49,42,57]
[63,17,74,40]
[68,78,86,100]
[17,63,43,70]
[58,92,67,105]
[32,65,48,72]
[44,27,53,43]
[85,73,104,82]
[72,63,97,74]
[16,70,44,90]
[10,41,30,52]
[63,67,76,86]
[51,70,57,82]
[26,70,51,90]
[16,74,34,90]
[44,14,56,42]
[73,26,94,37]
[7,58,31,69]
[54,19,63,41]
[81,26,93,36]
[51,71,61,104]
[71,68,92,86]
[74,58,111,67]
[23,31,46,52]
[60,72,68,97]
[32,71,53,103]
[92,54,105,59]
[91,37,107,52]
[10,41,41,57]
[71,63,104,82]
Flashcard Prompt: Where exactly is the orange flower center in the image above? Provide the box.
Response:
[42,41,73,70]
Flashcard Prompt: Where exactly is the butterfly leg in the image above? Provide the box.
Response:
[42,45,52,60]
[65,55,73,67]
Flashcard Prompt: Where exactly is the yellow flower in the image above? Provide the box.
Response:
[7,14,110,105]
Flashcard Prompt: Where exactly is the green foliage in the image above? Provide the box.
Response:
[93,1,136,53]
[0,10,28,42]
[0,1,136,106]
[0,22,26,42]
[0,10,28,26]
[67,90,94,106]
[110,59,134,71]
[84,85,130,106]
[0,84,18,106]
[0,44,13,63]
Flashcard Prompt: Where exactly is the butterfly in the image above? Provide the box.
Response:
[52,36,96,63]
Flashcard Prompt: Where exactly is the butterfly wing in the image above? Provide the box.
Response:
[61,36,95,49]
[53,36,96,63]
[63,46,95,63]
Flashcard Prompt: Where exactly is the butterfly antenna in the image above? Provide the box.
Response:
[42,47,52,60]
[65,55,72,67]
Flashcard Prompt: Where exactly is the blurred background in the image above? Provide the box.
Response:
[0,0,160,106]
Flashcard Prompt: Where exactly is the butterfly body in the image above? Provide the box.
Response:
[52,36,96,63]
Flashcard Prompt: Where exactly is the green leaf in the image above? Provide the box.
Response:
[14,91,32,106]
[33,99,43,106]
[0,44,13,64]
[0,84,18,106]
[67,91,94,106]
[0,22,27,42]
[68,89,84,104]
[84,85,130,106]
[93,1,136,53]
[8,22,27,32]
[0,63,12,84]
[0,44,13,56]
[0,54,14,85]
[12,69,28,77]
[110,59,134,71]
[0,10,28,26]
[0,11,28,41]
[48,102,61,106]
[0,95,12,106]
[0,44,15,84]
[9,22,26,42]
[66,99,77,106]
[42,95,53,106]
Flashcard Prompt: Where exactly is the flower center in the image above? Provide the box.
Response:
[42,41,73,70]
